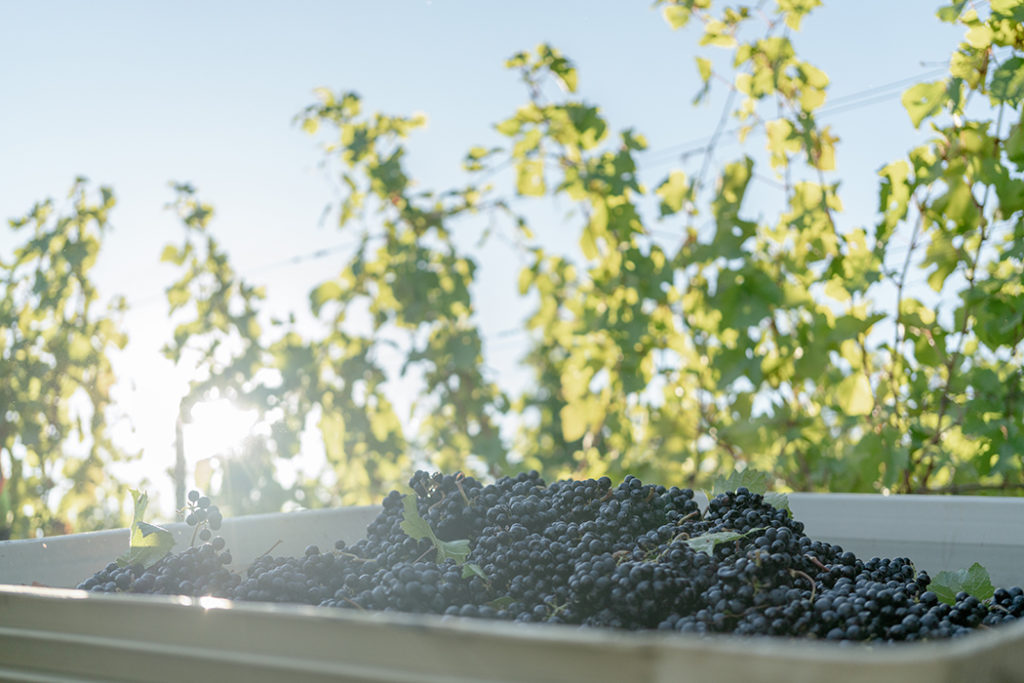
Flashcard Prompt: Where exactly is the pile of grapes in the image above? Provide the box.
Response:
[77,471,1024,642]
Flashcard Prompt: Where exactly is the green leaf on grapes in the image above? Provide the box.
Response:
[116,489,174,569]
[930,563,995,605]
[437,538,471,565]
[763,492,792,516]
[400,494,474,565]
[486,596,516,610]
[462,562,489,581]
[685,527,762,555]
[711,469,771,496]
[399,494,435,542]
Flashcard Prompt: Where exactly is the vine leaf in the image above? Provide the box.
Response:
[399,494,434,541]
[116,489,174,569]
[711,470,771,496]
[930,563,995,605]
[763,492,792,516]
[836,373,874,416]
[462,562,489,581]
[902,80,948,128]
[486,596,516,610]
[685,527,763,555]
[989,57,1024,106]
[400,494,474,565]
[438,538,471,565]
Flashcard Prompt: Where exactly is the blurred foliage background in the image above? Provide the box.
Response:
[2,0,1024,538]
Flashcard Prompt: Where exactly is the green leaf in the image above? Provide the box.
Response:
[936,1,966,22]
[400,494,473,565]
[128,488,148,525]
[695,57,712,83]
[778,0,822,30]
[930,563,995,605]
[116,489,174,569]
[160,244,184,265]
[622,129,648,151]
[901,81,948,128]
[657,170,691,216]
[495,117,521,136]
[989,57,1024,106]
[692,56,714,103]
[964,24,993,50]
[516,159,546,196]
[560,401,590,442]
[835,373,873,416]
[1006,123,1024,165]
[685,527,762,555]
[662,5,693,29]
[711,469,771,496]
[462,562,489,581]
[437,538,471,564]
[486,596,516,610]
[699,19,736,48]
[763,492,792,516]
[990,0,1024,20]
[399,494,435,542]
[517,267,533,295]
[310,281,342,315]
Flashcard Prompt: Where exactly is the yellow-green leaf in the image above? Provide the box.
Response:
[836,373,873,416]
[657,170,691,216]
[902,81,948,128]
[964,24,993,50]
[990,57,1024,106]
[696,57,712,83]
[516,159,546,196]
[160,244,181,264]
[560,401,589,442]
[310,281,343,314]
[663,5,693,29]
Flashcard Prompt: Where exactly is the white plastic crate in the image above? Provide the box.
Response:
[0,493,1022,682]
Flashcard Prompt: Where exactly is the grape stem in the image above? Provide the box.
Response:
[676,510,701,525]
[334,594,366,611]
[789,568,817,602]
[453,474,471,506]
[335,551,375,563]
[255,539,283,559]
[804,554,828,573]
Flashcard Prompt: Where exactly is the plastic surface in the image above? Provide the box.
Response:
[0,494,1022,682]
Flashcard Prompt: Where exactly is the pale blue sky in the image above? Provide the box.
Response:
[0,1,968,517]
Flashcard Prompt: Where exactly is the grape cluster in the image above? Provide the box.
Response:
[77,490,237,597]
[76,474,1023,643]
[77,540,239,597]
[185,489,222,543]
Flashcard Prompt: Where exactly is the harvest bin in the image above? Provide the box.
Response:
[1,494,1023,682]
